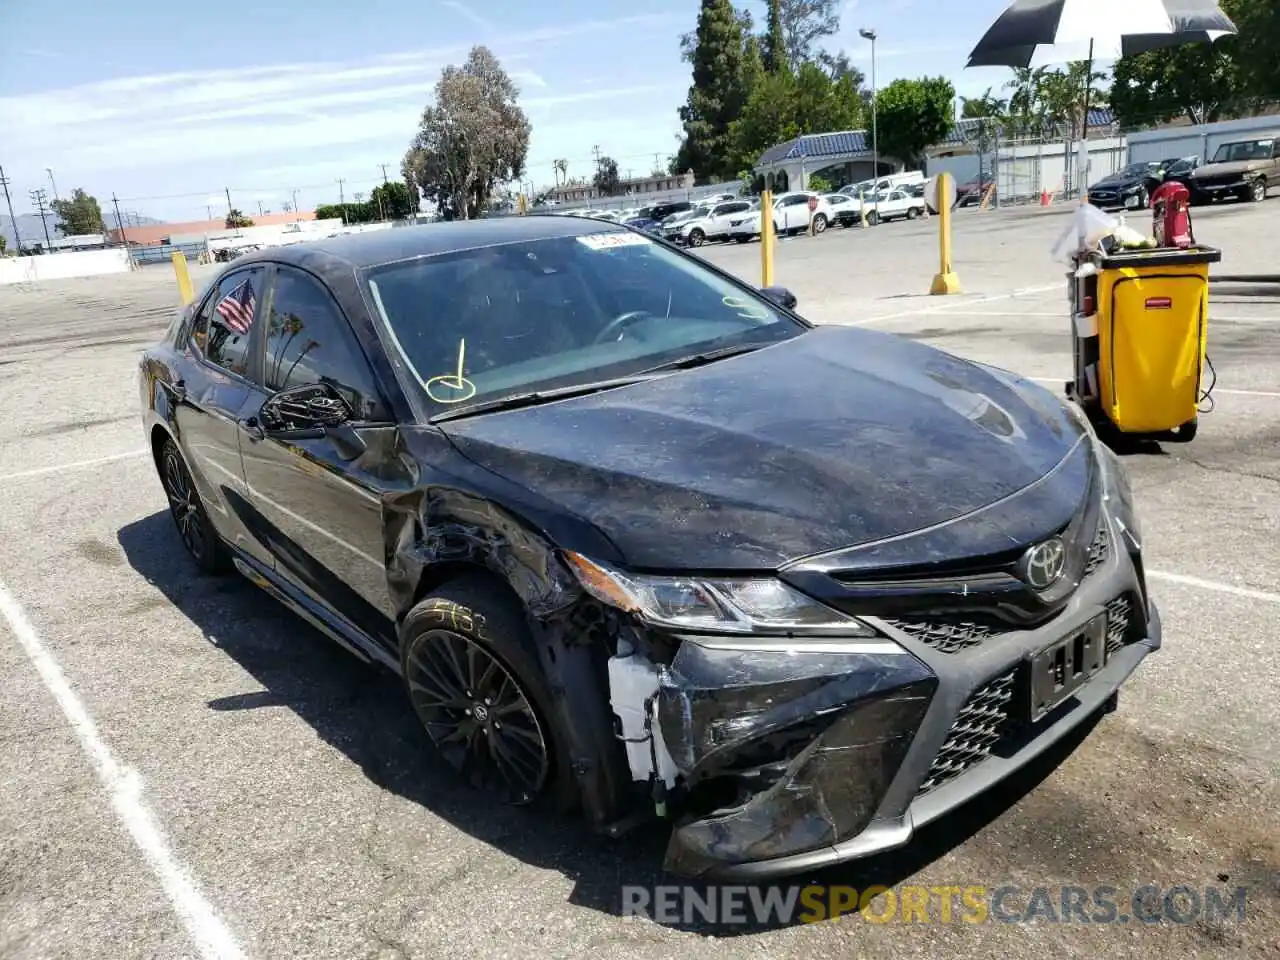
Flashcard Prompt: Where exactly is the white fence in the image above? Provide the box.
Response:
[0,249,133,286]
[537,180,745,215]
[1127,113,1280,165]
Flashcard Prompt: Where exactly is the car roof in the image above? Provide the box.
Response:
[231,215,635,273]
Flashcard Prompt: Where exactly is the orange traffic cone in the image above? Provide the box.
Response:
[1040,189,1051,207]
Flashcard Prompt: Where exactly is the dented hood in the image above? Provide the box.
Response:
[438,326,1084,570]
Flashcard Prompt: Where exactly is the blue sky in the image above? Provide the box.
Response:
[0,0,1024,222]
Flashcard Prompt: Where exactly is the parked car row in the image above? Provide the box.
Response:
[1087,133,1279,211]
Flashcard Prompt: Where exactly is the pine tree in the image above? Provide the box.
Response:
[764,0,789,74]
[674,0,749,181]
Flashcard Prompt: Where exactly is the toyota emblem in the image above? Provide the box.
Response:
[1022,538,1067,589]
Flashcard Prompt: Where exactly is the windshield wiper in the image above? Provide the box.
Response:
[428,374,663,423]
[639,341,767,374]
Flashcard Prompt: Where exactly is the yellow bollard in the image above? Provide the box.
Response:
[760,190,774,287]
[859,193,867,228]
[929,172,962,296]
[172,251,194,305]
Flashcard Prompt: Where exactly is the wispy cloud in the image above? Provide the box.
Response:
[440,0,493,33]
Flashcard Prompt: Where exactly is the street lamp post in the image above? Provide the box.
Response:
[859,27,879,199]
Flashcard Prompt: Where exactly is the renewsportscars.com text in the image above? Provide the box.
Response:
[621,883,1250,926]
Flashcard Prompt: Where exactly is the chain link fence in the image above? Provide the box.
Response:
[990,134,1128,207]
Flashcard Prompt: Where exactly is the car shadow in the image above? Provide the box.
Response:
[117,509,1106,936]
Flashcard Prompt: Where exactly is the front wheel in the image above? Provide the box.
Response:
[906,207,920,220]
[1251,178,1267,202]
[688,228,705,247]
[865,211,879,226]
[812,214,828,234]
[400,577,576,810]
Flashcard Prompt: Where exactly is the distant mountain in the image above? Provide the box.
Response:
[0,210,164,251]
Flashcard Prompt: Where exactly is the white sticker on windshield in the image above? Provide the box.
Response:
[576,231,652,251]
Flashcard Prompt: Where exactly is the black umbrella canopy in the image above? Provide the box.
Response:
[967,0,1237,68]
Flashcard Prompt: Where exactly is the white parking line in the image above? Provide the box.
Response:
[852,282,1063,325]
[0,449,149,484]
[0,579,247,960]
[1026,376,1280,400]
[1148,570,1280,605]
[918,309,1280,324]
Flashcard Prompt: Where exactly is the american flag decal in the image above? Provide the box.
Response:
[215,277,257,335]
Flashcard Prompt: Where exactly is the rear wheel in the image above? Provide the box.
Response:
[158,437,230,575]
[906,207,920,220]
[400,577,576,810]
[865,211,879,226]
[688,228,706,247]
[812,214,828,234]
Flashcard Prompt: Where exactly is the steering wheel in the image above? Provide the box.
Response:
[593,309,653,345]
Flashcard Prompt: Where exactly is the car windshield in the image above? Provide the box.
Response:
[363,230,803,415]
[1212,139,1274,162]
[1117,162,1158,177]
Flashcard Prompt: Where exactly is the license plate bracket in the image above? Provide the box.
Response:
[1024,614,1109,723]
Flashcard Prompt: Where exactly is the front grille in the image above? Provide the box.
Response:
[916,670,1016,796]
[1105,594,1133,656]
[1083,523,1110,578]
[883,619,1000,654]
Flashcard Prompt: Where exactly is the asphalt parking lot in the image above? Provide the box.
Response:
[1,202,1277,959]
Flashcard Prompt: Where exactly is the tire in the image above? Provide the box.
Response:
[812,213,828,234]
[1250,177,1267,203]
[688,228,705,247]
[734,236,750,243]
[865,211,878,227]
[400,576,577,812]
[906,207,920,220]
[1166,418,1198,443]
[1138,186,1149,209]
[157,436,231,575]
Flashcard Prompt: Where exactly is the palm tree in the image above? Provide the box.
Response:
[1004,66,1049,138]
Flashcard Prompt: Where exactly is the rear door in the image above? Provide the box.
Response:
[237,264,400,648]
[173,265,273,565]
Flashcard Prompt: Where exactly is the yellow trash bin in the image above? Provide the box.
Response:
[1076,245,1221,438]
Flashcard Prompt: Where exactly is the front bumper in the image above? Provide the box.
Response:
[655,510,1158,878]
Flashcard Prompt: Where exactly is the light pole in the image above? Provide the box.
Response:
[859,27,879,195]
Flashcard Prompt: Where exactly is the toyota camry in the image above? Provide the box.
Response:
[138,216,1158,878]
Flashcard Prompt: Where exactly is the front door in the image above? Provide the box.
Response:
[237,264,399,650]
[173,264,273,566]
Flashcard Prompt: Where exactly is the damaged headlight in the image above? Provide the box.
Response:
[565,552,876,636]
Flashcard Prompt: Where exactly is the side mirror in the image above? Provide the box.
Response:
[760,285,798,310]
[261,382,353,432]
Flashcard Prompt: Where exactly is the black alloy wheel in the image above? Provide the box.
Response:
[404,626,550,804]
[159,438,228,574]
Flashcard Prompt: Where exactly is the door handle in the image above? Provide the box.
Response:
[239,416,265,442]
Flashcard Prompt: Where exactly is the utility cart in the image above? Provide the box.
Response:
[1065,243,1221,442]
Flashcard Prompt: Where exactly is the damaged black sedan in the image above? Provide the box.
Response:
[138,216,1158,878]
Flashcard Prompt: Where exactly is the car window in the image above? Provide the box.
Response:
[262,266,385,420]
[1212,139,1274,162]
[190,266,265,379]
[364,231,804,414]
